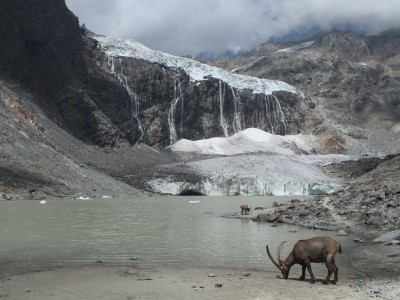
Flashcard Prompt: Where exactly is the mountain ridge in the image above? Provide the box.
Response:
[209,28,400,155]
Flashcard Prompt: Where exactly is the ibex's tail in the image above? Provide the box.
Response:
[338,243,343,254]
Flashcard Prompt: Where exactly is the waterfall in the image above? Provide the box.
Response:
[180,88,184,137]
[168,79,183,144]
[264,95,288,135]
[219,81,229,137]
[108,57,115,73]
[265,96,275,134]
[272,95,288,135]
[108,57,144,142]
[231,87,243,133]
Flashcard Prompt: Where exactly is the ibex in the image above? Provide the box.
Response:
[240,204,251,215]
[266,237,342,284]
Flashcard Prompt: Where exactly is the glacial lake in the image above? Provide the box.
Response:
[0,196,353,270]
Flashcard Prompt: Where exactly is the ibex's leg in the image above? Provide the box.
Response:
[323,256,334,285]
[332,258,339,283]
[305,261,315,284]
[299,265,306,280]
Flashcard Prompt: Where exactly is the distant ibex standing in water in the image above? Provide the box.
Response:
[266,237,342,284]
[240,204,251,215]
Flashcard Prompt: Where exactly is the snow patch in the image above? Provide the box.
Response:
[168,128,319,156]
[277,41,315,52]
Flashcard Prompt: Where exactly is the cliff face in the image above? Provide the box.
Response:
[0,0,136,146]
[0,0,86,85]
[96,55,309,149]
[93,36,316,149]
[0,0,314,149]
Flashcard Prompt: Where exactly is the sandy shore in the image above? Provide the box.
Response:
[0,264,368,300]
[1,240,400,299]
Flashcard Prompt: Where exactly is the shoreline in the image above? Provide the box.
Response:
[1,240,399,300]
[0,263,368,300]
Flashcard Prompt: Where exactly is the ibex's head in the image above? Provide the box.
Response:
[266,241,290,279]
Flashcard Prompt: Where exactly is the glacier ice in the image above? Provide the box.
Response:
[148,128,353,196]
[147,178,340,196]
[95,35,302,96]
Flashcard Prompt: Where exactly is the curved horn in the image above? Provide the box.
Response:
[278,241,286,263]
[266,245,281,268]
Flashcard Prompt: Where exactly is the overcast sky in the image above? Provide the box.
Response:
[65,0,400,56]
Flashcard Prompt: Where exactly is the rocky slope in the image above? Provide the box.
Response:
[0,76,171,199]
[209,29,400,157]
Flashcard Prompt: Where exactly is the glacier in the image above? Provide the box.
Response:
[95,35,302,96]
[148,128,352,196]
[148,178,341,196]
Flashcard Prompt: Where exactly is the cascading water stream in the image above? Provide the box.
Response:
[219,81,229,137]
[272,95,288,135]
[107,57,144,143]
[168,79,184,144]
[265,96,275,134]
[231,87,243,134]
[264,95,288,135]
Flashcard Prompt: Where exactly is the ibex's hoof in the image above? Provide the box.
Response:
[299,277,305,281]
[322,281,329,285]
[310,280,316,284]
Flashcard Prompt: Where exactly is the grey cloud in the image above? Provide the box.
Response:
[65,0,400,56]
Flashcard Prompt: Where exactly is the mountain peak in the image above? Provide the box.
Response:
[309,29,371,60]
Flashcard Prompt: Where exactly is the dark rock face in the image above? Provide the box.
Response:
[97,55,311,149]
[0,0,135,146]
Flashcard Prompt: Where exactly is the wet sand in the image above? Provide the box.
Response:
[2,241,400,299]
[0,264,367,300]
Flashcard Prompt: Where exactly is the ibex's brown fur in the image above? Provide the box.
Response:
[266,237,342,284]
[240,204,251,215]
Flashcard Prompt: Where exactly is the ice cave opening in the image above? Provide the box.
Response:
[179,189,205,196]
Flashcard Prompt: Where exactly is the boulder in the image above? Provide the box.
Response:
[383,240,400,246]
[366,216,381,226]
[259,208,277,216]
[373,230,400,243]
[253,214,279,222]
[298,209,310,217]
[337,230,348,236]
